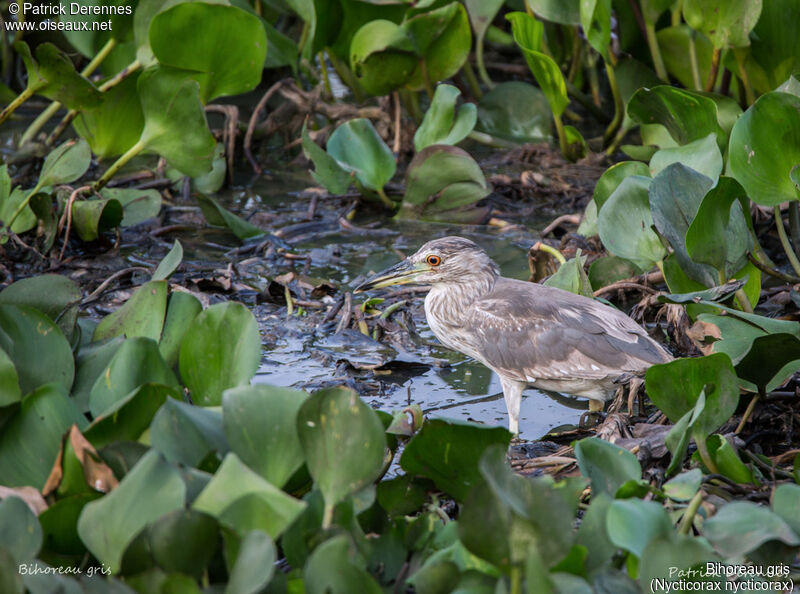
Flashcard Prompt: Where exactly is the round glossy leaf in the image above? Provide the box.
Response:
[350,20,416,96]
[573,437,641,498]
[149,509,218,578]
[663,468,703,502]
[526,0,580,24]
[773,483,800,536]
[327,119,395,192]
[703,501,800,557]
[149,399,228,467]
[149,3,267,102]
[593,161,651,211]
[93,280,168,343]
[0,304,74,396]
[735,333,800,392]
[414,84,476,152]
[0,495,42,563]
[71,198,123,242]
[77,450,186,573]
[100,188,161,228]
[72,337,125,413]
[195,194,266,241]
[683,0,762,49]
[475,81,552,143]
[137,66,216,178]
[606,499,671,558]
[463,0,504,40]
[304,534,382,594]
[0,274,81,342]
[656,25,715,91]
[296,387,386,508]
[580,0,611,62]
[302,122,351,195]
[178,302,261,406]
[39,139,92,188]
[639,533,716,590]
[588,256,642,289]
[0,384,85,489]
[226,530,276,594]
[0,348,20,406]
[223,385,308,488]
[649,133,723,181]
[158,291,200,368]
[749,0,800,91]
[0,178,35,235]
[728,91,800,206]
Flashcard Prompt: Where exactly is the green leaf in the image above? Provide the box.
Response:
[178,302,261,406]
[0,348,20,406]
[544,250,593,297]
[137,66,216,178]
[0,304,74,396]
[72,337,125,413]
[226,530,276,594]
[93,280,168,343]
[649,163,716,286]
[645,353,739,441]
[683,0,762,49]
[638,533,716,591]
[158,291,202,368]
[304,534,382,594]
[150,3,267,103]
[152,240,183,281]
[297,387,386,510]
[71,198,124,242]
[327,119,396,192]
[223,385,308,488]
[0,495,42,563]
[526,0,580,24]
[192,453,306,538]
[606,499,672,557]
[664,468,703,501]
[196,193,266,240]
[588,256,641,289]
[78,450,186,573]
[148,509,218,579]
[703,434,756,484]
[735,333,800,392]
[39,139,92,188]
[101,188,162,229]
[573,437,641,497]
[0,273,81,341]
[728,91,800,206]
[580,0,612,62]
[593,161,651,211]
[475,81,553,143]
[0,168,35,235]
[597,175,666,270]
[400,418,511,502]
[302,123,351,195]
[649,133,723,181]
[414,84,477,152]
[376,474,430,516]
[507,12,569,117]
[150,399,228,467]
[464,0,505,43]
[772,483,800,536]
[349,19,416,96]
[685,176,750,278]
[749,0,800,92]
[88,337,179,417]
[703,501,800,557]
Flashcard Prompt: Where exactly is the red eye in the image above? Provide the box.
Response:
[426,255,441,266]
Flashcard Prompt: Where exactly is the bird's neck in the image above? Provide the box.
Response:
[425,275,496,324]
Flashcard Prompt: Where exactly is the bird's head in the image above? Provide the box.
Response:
[354,236,500,293]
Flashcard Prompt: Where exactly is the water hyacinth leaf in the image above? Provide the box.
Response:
[0,384,85,489]
[223,385,308,488]
[301,123,351,195]
[150,399,228,467]
[663,468,703,501]
[93,280,168,342]
[414,84,477,152]
[526,0,580,25]
[580,0,612,62]
[544,251,593,297]
[606,499,672,558]
[297,387,386,510]
[507,12,569,117]
[101,188,162,228]
[349,20,416,96]
[597,176,666,270]
[179,302,261,406]
[78,450,186,573]
[475,81,552,143]
[683,0,762,49]
[593,161,650,211]
[773,483,800,536]
[71,337,125,414]
[463,0,505,54]
[649,163,716,286]
[685,177,749,279]
[649,133,723,181]
[148,509,219,579]
[327,119,396,192]
[638,533,717,591]
[38,139,92,188]
[196,194,265,240]
[401,418,511,502]
[0,180,35,236]
[588,256,642,290]
[226,530,276,594]
[735,333,800,392]
[71,198,124,242]
[645,353,739,439]
[573,437,641,497]
[149,3,267,103]
[0,304,74,396]
[89,337,179,417]
[0,349,20,406]
[703,434,756,484]
[0,495,42,563]
[159,292,202,368]
[84,384,178,449]
[73,74,144,159]
[152,240,183,282]
[628,87,727,149]
[703,501,800,558]
[728,91,800,206]
[0,274,81,340]
[376,474,430,517]
[192,453,306,538]
[137,66,216,178]
[304,534,382,594]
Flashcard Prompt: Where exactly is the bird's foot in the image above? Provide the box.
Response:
[579,410,606,428]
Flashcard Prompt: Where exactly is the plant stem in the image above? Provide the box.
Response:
[789,201,800,257]
[533,241,566,264]
[0,86,35,125]
[644,21,668,82]
[704,47,721,92]
[565,80,610,123]
[322,502,334,530]
[734,288,754,313]
[326,48,364,103]
[19,101,61,146]
[774,205,800,277]
[376,187,396,209]
[475,33,493,89]
[695,436,719,475]
[297,20,310,59]
[461,60,482,99]
[688,31,702,91]
[81,37,117,78]
[93,138,147,191]
[318,51,333,99]
[678,489,703,535]
[603,62,623,147]
[735,389,762,434]
[467,130,518,149]
[510,566,522,594]
[401,89,423,122]
[420,59,435,100]
[4,181,43,231]
[566,27,582,84]
[587,52,601,107]
[553,113,570,160]
[746,252,800,283]
[733,47,754,106]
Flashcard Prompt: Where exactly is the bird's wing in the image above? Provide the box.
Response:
[466,280,670,383]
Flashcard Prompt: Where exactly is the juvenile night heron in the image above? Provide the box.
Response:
[354,237,671,434]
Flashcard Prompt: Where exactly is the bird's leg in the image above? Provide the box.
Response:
[588,399,604,413]
[500,379,524,436]
[580,399,606,427]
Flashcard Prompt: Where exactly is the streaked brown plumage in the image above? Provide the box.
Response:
[355,237,671,434]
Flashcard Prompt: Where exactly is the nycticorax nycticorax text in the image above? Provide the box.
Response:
[354,237,671,434]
